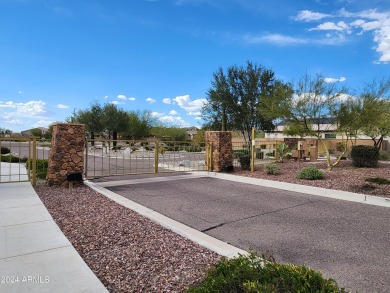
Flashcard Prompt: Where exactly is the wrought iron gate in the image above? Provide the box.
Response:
[84,139,210,179]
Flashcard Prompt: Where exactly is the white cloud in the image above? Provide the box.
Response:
[150,111,189,126]
[111,100,124,105]
[195,116,202,120]
[103,95,109,99]
[324,77,347,83]
[309,21,352,34]
[32,119,55,129]
[295,10,331,22]
[151,111,164,118]
[117,94,127,100]
[146,97,156,103]
[188,111,201,116]
[0,100,51,131]
[0,100,47,117]
[243,33,307,45]
[4,119,23,125]
[173,95,207,114]
[159,115,188,126]
[57,103,69,109]
[169,110,178,115]
[163,98,172,104]
[18,91,23,94]
[128,97,136,101]
[300,8,390,63]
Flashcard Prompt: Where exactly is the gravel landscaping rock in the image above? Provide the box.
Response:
[34,159,389,291]
[236,160,390,198]
[35,183,220,292]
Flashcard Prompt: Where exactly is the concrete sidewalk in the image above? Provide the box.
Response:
[0,163,108,293]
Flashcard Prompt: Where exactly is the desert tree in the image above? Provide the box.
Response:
[286,73,349,170]
[102,103,129,146]
[202,61,293,147]
[358,77,390,149]
[74,102,105,145]
[126,110,154,139]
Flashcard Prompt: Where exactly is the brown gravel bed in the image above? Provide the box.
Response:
[34,160,389,291]
[236,160,390,198]
[35,183,220,292]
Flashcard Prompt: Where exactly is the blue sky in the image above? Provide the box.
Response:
[0,0,389,132]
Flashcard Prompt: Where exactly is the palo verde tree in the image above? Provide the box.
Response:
[286,73,349,171]
[202,61,292,146]
[358,78,390,149]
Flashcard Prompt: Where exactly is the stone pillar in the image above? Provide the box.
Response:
[47,123,85,187]
[205,131,233,172]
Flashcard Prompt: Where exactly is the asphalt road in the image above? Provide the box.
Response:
[97,174,390,293]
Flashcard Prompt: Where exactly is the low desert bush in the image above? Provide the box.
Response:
[158,147,167,154]
[186,145,202,152]
[350,145,379,168]
[365,177,390,185]
[264,163,280,175]
[336,142,346,152]
[1,155,28,163]
[379,151,390,161]
[188,251,347,292]
[297,166,324,180]
[1,146,11,154]
[27,159,48,179]
[233,149,249,158]
[238,154,251,170]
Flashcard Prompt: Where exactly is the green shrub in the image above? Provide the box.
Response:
[379,151,390,161]
[1,146,11,154]
[265,151,275,157]
[188,251,346,293]
[0,155,27,163]
[255,150,264,159]
[336,142,346,152]
[27,159,48,179]
[297,166,324,180]
[365,177,390,185]
[186,145,202,152]
[264,163,280,175]
[239,154,251,170]
[350,145,379,168]
[233,149,249,158]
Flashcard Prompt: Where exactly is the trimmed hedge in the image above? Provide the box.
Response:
[350,145,379,168]
[1,147,11,154]
[0,155,28,163]
[239,154,251,170]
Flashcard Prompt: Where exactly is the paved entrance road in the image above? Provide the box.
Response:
[97,174,390,293]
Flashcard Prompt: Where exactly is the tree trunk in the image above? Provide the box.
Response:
[113,131,118,147]
[221,106,226,131]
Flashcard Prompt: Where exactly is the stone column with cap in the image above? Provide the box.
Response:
[205,131,233,172]
[47,123,85,187]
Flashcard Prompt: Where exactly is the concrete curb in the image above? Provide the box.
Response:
[84,180,247,259]
[85,170,389,261]
[192,171,390,208]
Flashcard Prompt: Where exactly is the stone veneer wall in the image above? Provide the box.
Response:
[47,123,85,187]
[205,131,233,172]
